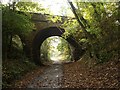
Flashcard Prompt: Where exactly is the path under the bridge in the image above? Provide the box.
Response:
[27,61,63,88]
[13,59,119,88]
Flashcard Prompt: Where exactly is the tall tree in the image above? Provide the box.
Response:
[62,2,119,63]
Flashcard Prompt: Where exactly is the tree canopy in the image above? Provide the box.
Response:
[61,2,119,63]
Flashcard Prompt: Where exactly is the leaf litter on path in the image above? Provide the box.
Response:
[62,59,119,88]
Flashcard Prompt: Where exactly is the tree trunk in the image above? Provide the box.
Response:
[3,34,9,60]
[8,35,12,53]
[12,2,16,11]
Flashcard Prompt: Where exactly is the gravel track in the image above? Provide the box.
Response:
[27,63,63,88]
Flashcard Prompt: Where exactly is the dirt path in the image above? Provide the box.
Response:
[27,64,63,88]
[13,59,119,89]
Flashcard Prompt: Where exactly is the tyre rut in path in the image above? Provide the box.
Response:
[27,64,63,88]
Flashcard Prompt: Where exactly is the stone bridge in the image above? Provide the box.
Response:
[21,13,84,65]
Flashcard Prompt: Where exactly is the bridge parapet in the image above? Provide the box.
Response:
[31,13,75,31]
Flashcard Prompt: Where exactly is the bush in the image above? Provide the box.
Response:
[2,58,37,88]
[96,51,113,64]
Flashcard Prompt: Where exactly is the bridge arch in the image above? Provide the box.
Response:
[32,27,84,65]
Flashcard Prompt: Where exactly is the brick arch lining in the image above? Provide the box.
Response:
[32,27,84,65]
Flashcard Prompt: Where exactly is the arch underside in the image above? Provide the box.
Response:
[32,27,84,65]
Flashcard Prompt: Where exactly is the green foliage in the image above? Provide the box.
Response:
[57,37,71,60]
[40,36,72,62]
[16,2,45,13]
[62,2,119,63]
[2,5,35,60]
[97,51,113,63]
[50,16,62,23]
[12,35,23,50]
[2,2,43,88]
[61,19,79,39]
[2,9,34,35]
[41,38,50,61]
[2,58,37,88]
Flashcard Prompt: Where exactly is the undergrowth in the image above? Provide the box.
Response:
[2,57,37,88]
